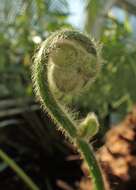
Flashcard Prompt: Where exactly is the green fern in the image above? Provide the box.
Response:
[32,29,105,190]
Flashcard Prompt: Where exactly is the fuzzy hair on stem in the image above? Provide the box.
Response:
[32,29,105,190]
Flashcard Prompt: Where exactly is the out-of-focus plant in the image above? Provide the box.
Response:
[0,0,71,98]
[85,0,117,39]
[76,3,136,126]
[0,149,39,190]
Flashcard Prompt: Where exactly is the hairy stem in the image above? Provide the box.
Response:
[32,29,105,190]
[77,139,104,190]
[36,65,77,138]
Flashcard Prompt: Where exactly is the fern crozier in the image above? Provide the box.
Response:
[32,29,105,190]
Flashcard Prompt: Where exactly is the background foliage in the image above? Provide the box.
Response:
[0,0,136,189]
[1,0,136,124]
[0,0,71,98]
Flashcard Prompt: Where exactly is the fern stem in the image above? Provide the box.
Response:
[32,29,105,190]
[0,149,39,190]
[36,65,77,138]
[77,139,105,190]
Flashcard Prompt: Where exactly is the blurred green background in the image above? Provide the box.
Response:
[0,0,136,189]
[1,0,136,125]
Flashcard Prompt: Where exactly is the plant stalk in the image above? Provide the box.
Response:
[77,139,105,190]
[0,149,39,190]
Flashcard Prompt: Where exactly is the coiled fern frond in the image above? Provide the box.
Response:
[32,29,105,190]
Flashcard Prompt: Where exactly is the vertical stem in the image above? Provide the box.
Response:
[32,30,105,190]
[0,149,39,190]
[77,139,105,190]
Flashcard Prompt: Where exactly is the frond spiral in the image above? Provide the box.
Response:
[32,29,105,190]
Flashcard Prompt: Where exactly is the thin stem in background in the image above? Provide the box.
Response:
[0,149,40,190]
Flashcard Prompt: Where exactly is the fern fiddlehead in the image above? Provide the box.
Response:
[32,29,105,190]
